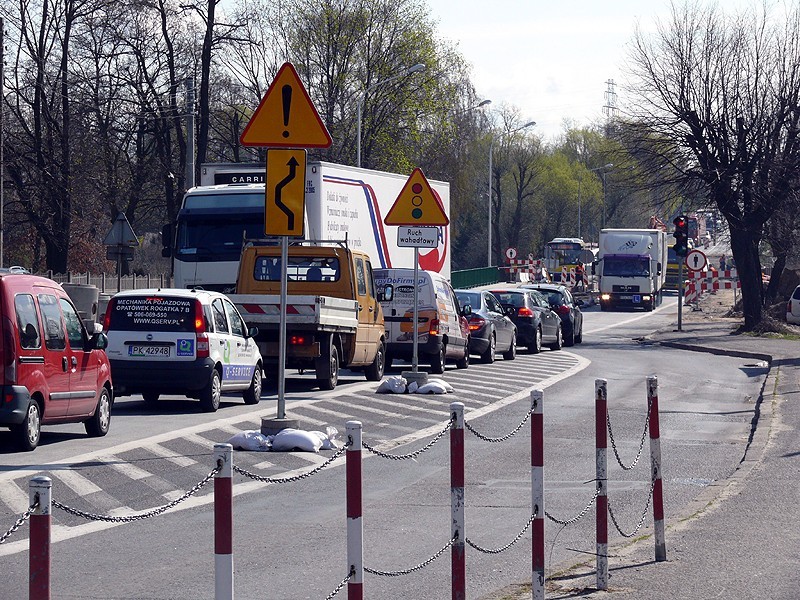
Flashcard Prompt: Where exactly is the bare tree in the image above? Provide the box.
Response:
[625,1,800,329]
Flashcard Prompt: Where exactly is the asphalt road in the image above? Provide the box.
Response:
[0,294,768,599]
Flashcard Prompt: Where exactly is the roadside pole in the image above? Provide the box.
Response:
[677,262,684,331]
[412,247,419,372]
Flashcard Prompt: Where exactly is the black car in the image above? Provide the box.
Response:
[490,289,562,353]
[522,283,584,346]
[455,289,517,363]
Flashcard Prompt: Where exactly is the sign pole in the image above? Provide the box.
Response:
[412,247,419,373]
[278,235,288,419]
[677,261,684,332]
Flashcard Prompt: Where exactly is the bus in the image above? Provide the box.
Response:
[543,238,586,283]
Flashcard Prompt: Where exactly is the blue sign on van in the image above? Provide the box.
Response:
[177,339,194,356]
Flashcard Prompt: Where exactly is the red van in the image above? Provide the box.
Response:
[0,274,113,450]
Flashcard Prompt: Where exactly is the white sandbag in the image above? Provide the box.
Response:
[226,430,272,452]
[310,426,341,450]
[376,376,407,393]
[271,428,323,452]
[407,380,419,393]
[415,379,454,394]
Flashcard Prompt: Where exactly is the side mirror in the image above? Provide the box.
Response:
[91,331,109,350]
[377,284,393,302]
[247,326,259,338]
[461,304,472,317]
[504,306,516,317]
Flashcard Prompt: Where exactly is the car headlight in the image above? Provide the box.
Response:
[601,293,611,301]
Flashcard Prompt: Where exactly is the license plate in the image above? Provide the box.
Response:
[633,295,642,303]
[128,345,170,357]
[620,295,632,300]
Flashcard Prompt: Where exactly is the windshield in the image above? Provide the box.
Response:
[604,256,650,277]
[456,292,480,310]
[545,243,583,265]
[175,214,264,261]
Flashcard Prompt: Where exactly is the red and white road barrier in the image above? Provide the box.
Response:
[595,379,609,591]
[647,377,667,561]
[450,402,466,600]
[29,475,51,600]
[346,421,364,600]
[530,390,545,600]
[214,444,233,600]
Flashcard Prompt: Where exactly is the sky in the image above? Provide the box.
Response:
[423,0,691,141]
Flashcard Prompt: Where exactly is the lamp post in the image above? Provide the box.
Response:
[585,163,613,232]
[356,63,425,168]
[488,120,536,267]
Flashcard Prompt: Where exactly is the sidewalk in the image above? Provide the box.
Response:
[491,299,800,599]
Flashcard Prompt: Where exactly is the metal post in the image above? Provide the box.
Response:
[186,77,195,188]
[29,476,52,600]
[595,379,608,591]
[278,235,288,419]
[214,443,233,600]
[0,18,4,269]
[531,390,545,600]
[647,376,667,561]
[450,402,465,600]
[346,421,363,600]
[487,141,493,267]
[412,248,419,372]
[677,262,684,331]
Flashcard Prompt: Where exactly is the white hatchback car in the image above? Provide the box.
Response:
[787,285,800,325]
[104,288,263,411]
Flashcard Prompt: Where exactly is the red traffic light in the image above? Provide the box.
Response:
[673,216,687,228]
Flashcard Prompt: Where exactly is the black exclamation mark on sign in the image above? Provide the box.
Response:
[282,85,292,138]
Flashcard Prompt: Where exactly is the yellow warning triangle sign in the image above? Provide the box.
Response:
[240,62,333,148]
[384,168,450,226]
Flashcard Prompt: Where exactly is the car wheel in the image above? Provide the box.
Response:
[85,387,112,437]
[550,325,563,351]
[563,324,575,347]
[530,326,542,354]
[430,344,446,374]
[12,400,41,452]
[480,332,496,364]
[456,340,470,369]
[200,369,222,412]
[142,392,160,405]
[502,333,517,360]
[365,341,386,381]
[316,343,339,390]
[243,365,263,405]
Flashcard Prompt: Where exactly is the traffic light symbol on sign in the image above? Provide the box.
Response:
[384,168,449,226]
[673,215,689,257]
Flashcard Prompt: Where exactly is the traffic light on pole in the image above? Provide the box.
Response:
[673,215,689,257]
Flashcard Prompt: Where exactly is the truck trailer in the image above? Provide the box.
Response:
[597,228,667,311]
[162,162,451,292]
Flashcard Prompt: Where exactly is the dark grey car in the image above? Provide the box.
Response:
[490,289,562,353]
[455,289,517,363]
[523,283,584,346]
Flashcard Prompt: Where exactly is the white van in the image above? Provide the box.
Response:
[104,288,263,412]
[374,268,469,373]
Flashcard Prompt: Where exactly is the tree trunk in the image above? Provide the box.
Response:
[764,253,785,306]
[728,225,762,330]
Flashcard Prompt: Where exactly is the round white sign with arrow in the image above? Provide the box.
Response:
[685,249,707,272]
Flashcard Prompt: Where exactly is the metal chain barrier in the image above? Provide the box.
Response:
[545,489,600,525]
[606,392,655,471]
[608,474,658,538]
[233,443,350,484]
[464,407,532,443]
[364,534,456,577]
[324,566,354,600]
[362,418,453,461]
[0,499,39,544]
[466,509,537,554]
[53,464,221,523]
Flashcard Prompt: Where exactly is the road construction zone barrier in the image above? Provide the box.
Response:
[502,258,547,282]
[560,266,589,290]
[685,268,740,304]
[2,378,667,599]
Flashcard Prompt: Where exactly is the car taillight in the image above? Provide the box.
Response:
[468,316,486,331]
[555,305,570,316]
[518,307,534,317]
[103,298,115,331]
[2,316,16,385]
[195,300,209,358]
[429,318,440,336]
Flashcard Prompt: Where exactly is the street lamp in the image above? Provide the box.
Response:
[356,63,425,168]
[589,163,614,229]
[488,120,536,266]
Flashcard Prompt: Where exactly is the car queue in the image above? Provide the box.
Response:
[0,270,586,452]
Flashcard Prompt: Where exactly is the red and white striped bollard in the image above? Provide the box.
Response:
[346,421,363,600]
[595,379,608,591]
[29,475,51,600]
[647,376,667,561]
[450,402,465,600]
[531,390,545,600]
[214,443,234,600]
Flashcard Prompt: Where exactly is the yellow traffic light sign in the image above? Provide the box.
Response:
[265,149,307,237]
[384,168,449,226]
[240,63,333,148]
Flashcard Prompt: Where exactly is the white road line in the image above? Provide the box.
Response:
[99,457,152,481]
[586,302,673,334]
[0,478,30,513]
[364,394,451,416]
[51,469,103,497]
[145,444,197,468]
